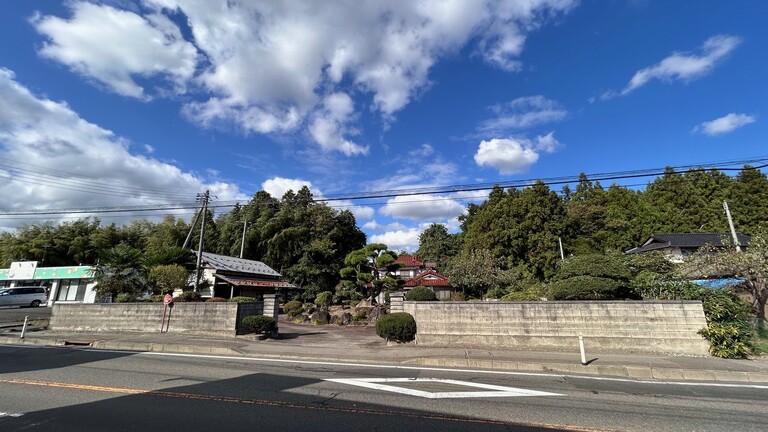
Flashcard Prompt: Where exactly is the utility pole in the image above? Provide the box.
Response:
[182,209,202,249]
[723,201,741,252]
[240,217,248,259]
[194,191,210,292]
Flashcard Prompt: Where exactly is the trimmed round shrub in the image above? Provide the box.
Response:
[547,276,629,300]
[284,300,304,317]
[376,312,417,342]
[174,291,202,302]
[242,315,277,334]
[205,297,227,302]
[405,286,437,301]
[229,296,258,303]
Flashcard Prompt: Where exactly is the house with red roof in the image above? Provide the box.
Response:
[393,254,455,300]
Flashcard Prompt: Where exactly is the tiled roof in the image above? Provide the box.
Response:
[198,252,281,276]
[404,269,450,287]
[394,254,424,268]
[625,232,751,254]
[215,274,294,288]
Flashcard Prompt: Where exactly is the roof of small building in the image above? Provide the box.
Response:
[197,252,281,277]
[393,254,424,268]
[625,232,751,255]
[404,269,450,287]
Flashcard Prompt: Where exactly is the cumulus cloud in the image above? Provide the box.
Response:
[33,0,577,154]
[610,34,741,98]
[370,228,423,252]
[479,96,567,134]
[474,132,560,174]
[363,220,407,231]
[32,2,198,100]
[0,68,244,230]
[260,176,374,220]
[693,113,756,136]
[380,195,466,221]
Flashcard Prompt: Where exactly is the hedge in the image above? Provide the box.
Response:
[405,286,437,301]
[242,315,277,334]
[376,312,417,342]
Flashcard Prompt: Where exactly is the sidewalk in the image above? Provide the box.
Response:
[2,322,767,384]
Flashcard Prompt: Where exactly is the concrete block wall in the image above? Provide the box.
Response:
[402,300,710,356]
[50,302,266,337]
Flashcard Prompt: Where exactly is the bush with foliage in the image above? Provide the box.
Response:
[205,297,227,302]
[283,300,304,317]
[229,296,258,303]
[375,312,417,342]
[116,293,139,303]
[314,291,332,310]
[242,315,277,334]
[696,289,754,358]
[352,310,367,321]
[174,291,202,302]
[547,254,637,300]
[151,294,165,302]
[448,292,466,301]
[405,286,437,301]
[501,284,544,301]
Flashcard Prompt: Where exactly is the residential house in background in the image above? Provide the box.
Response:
[393,254,455,300]
[624,232,752,263]
[193,252,294,300]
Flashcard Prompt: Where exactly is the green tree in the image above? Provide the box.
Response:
[339,243,401,302]
[148,264,190,295]
[681,227,768,322]
[443,249,516,299]
[415,223,460,267]
[94,243,147,301]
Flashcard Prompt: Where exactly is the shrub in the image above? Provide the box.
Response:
[229,296,258,303]
[151,294,165,302]
[696,289,754,358]
[174,291,202,302]
[205,297,227,302]
[351,310,367,322]
[242,315,277,334]
[405,286,437,301]
[314,291,332,310]
[547,276,635,300]
[116,293,138,303]
[448,292,466,301]
[284,300,304,317]
[376,312,417,342]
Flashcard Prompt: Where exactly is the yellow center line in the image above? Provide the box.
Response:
[0,377,613,431]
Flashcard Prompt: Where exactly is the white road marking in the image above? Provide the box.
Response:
[325,378,563,399]
[6,345,768,390]
[0,411,25,417]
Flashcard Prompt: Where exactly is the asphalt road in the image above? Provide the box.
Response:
[0,305,51,325]
[1,345,766,432]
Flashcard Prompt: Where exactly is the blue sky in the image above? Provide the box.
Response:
[0,1,765,251]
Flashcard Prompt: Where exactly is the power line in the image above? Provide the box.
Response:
[0,157,766,218]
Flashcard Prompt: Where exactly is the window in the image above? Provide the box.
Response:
[56,279,90,301]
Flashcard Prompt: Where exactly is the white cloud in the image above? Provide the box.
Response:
[309,92,367,156]
[693,113,756,136]
[474,133,561,174]
[0,68,244,230]
[479,96,567,134]
[32,2,198,100]
[34,0,577,154]
[363,220,407,231]
[380,194,466,221]
[370,228,423,252]
[332,200,375,221]
[261,177,317,199]
[617,34,741,97]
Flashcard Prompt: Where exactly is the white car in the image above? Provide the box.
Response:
[0,286,48,307]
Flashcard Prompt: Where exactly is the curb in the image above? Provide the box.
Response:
[2,335,767,384]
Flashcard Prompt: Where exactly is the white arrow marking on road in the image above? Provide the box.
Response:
[325,378,563,399]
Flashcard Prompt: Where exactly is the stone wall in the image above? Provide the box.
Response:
[50,302,269,337]
[401,300,710,356]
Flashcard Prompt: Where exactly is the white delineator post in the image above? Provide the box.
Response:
[20,316,29,339]
[578,334,587,365]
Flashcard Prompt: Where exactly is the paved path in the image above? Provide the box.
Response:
[2,320,767,384]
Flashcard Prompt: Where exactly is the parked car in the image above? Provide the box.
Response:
[0,286,48,307]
